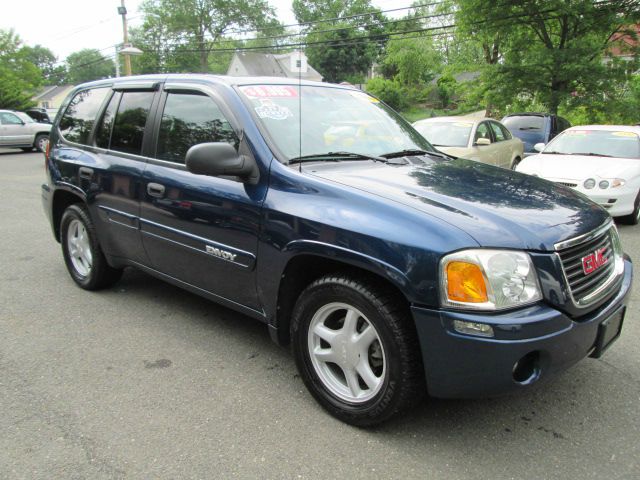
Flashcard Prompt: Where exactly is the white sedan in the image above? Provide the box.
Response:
[516,125,640,224]
[413,117,524,169]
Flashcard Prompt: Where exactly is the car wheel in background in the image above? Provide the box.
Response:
[511,157,521,170]
[291,274,425,426]
[34,134,49,153]
[620,191,640,225]
[60,204,123,290]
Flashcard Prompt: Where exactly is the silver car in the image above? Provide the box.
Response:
[0,110,51,152]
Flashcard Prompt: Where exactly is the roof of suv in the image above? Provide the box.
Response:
[74,74,338,91]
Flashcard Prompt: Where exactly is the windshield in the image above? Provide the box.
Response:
[413,121,472,147]
[502,116,544,131]
[544,130,640,159]
[15,112,35,123]
[238,85,434,161]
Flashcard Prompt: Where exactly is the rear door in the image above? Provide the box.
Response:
[139,83,264,312]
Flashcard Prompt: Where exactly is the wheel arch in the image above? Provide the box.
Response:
[271,243,417,347]
[52,188,86,242]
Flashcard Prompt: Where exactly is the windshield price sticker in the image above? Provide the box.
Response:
[612,131,638,138]
[240,85,298,98]
[254,99,293,120]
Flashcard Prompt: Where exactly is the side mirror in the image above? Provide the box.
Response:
[534,142,545,152]
[475,137,491,146]
[186,142,258,183]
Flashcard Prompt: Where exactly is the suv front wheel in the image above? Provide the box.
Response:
[291,274,425,426]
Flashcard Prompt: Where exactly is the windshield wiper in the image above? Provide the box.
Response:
[572,152,613,157]
[518,127,540,130]
[541,151,567,155]
[288,151,387,164]
[381,148,455,161]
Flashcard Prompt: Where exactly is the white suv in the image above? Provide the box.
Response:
[0,110,51,152]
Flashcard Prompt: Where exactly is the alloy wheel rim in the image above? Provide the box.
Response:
[307,302,386,403]
[67,219,92,277]
[38,137,48,152]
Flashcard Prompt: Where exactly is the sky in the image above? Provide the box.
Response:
[1,0,409,62]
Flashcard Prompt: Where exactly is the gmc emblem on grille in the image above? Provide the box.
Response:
[582,247,608,275]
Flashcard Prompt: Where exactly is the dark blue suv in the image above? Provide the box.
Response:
[502,113,571,160]
[42,75,632,426]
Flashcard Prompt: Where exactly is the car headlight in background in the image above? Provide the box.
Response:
[440,249,542,311]
[598,178,625,189]
[584,178,596,189]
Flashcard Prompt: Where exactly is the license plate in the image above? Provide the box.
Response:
[590,307,625,358]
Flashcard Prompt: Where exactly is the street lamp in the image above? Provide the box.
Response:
[117,0,142,76]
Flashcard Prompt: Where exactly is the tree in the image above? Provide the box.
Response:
[454,0,640,115]
[0,29,42,110]
[66,49,115,84]
[380,37,441,85]
[293,0,385,83]
[140,0,280,72]
[22,45,66,85]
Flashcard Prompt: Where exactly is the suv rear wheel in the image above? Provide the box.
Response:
[291,274,424,426]
[60,204,123,290]
[34,133,49,153]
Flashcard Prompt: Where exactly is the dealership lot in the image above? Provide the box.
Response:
[1,149,638,479]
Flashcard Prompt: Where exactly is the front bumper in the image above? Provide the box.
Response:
[412,258,633,398]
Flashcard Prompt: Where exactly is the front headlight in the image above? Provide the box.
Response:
[440,249,542,311]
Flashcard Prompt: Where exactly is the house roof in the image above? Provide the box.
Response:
[608,24,639,57]
[229,52,322,80]
[34,85,74,102]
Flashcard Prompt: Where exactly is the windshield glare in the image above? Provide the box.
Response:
[544,130,640,158]
[238,85,434,161]
[413,121,472,147]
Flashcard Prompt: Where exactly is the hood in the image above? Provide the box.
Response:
[519,153,640,180]
[304,158,609,251]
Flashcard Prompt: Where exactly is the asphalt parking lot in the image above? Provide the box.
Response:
[1,149,638,480]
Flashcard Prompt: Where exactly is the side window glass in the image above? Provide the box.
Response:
[95,92,121,149]
[0,112,23,125]
[489,122,506,142]
[59,88,110,145]
[499,123,512,140]
[110,91,155,155]
[157,92,239,164]
[474,122,491,143]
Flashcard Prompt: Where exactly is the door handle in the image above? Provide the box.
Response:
[79,167,94,180]
[147,182,165,198]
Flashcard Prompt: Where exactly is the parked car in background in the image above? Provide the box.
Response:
[25,107,52,124]
[516,125,640,224]
[0,110,51,152]
[413,117,524,169]
[502,113,571,159]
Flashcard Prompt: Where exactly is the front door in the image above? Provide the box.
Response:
[140,86,264,311]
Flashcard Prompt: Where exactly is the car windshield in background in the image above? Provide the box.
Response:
[413,121,472,147]
[544,130,640,159]
[238,85,434,161]
[502,116,545,131]
[15,112,35,123]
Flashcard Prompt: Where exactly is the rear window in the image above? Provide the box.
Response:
[109,91,155,155]
[59,88,110,145]
[502,116,545,132]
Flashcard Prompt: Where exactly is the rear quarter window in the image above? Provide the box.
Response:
[109,91,155,155]
[59,88,110,145]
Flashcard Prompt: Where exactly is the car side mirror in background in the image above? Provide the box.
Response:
[186,142,259,184]
[475,137,491,146]
[534,142,545,152]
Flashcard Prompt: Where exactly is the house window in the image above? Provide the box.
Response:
[296,60,301,68]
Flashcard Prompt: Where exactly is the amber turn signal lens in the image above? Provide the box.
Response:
[446,261,488,303]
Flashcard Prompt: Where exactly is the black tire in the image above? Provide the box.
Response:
[34,133,49,152]
[510,156,521,170]
[291,274,425,426]
[20,147,34,152]
[620,191,640,225]
[60,204,123,290]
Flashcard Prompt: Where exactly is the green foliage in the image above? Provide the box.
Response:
[380,37,441,86]
[140,0,280,72]
[21,45,66,85]
[436,73,457,108]
[65,49,115,84]
[0,29,42,110]
[294,0,384,83]
[365,78,408,110]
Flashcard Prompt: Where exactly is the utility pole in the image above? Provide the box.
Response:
[118,0,132,76]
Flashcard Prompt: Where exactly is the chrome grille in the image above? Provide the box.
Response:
[555,223,622,308]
